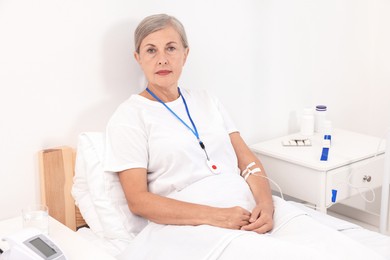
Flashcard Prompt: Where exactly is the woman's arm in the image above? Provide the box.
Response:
[119,168,251,229]
[229,132,274,234]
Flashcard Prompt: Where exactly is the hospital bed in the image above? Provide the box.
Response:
[38,132,390,259]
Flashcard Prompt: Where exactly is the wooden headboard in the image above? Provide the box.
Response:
[38,147,86,231]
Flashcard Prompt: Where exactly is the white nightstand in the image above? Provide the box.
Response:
[0,216,116,260]
[251,129,386,213]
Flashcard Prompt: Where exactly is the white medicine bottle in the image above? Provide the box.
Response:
[315,105,327,133]
[300,108,314,136]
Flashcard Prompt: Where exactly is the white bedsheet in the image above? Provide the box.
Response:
[290,201,390,259]
[342,229,390,259]
[115,199,386,260]
[112,173,388,260]
[77,199,390,259]
[219,214,387,260]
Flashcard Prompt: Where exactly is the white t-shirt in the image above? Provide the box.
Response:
[104,88,240,197]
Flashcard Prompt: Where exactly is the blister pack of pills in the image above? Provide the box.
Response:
[281,139,312,146]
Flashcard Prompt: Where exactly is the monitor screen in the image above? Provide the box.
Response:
[29,237,57,258]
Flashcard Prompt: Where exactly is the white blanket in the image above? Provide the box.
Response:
[117,174,387,260]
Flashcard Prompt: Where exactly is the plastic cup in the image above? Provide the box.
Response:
[22,204,49,235]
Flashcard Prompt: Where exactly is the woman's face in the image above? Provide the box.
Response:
[135,26,189,91]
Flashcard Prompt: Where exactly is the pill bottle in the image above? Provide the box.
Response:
[315,105,327,133]
[300,108,314,136]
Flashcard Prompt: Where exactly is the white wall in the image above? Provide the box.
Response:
[0,0,389,220]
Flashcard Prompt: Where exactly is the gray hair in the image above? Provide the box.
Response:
[134,14,189,53]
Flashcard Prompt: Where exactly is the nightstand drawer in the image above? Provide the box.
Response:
[256,154,327,205]
[326,155,384,204]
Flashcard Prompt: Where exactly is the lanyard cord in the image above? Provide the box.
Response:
[146,87,209,160]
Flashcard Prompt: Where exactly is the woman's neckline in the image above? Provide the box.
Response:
[140,87,180,103]
[133,90,184,106]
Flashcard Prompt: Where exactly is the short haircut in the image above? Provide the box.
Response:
[134,14,189,53]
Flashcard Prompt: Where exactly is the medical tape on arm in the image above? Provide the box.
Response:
[241,162,262,180]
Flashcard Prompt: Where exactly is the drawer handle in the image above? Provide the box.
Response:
[363,175,372,182]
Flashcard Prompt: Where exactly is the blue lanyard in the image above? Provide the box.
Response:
[146,87,207,153]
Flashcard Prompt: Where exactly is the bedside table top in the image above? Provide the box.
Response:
[250,129,386,171]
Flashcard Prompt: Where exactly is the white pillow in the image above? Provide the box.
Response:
[72,132,148,242]
[72,140,105,236]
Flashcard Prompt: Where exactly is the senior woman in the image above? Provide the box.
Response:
[104,14,385,260]
[105,13,274,232]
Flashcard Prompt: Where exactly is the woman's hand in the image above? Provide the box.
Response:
[210,206,252,230]
[240,203,274,234]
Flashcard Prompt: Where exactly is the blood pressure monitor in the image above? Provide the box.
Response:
[0,228,66,260]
